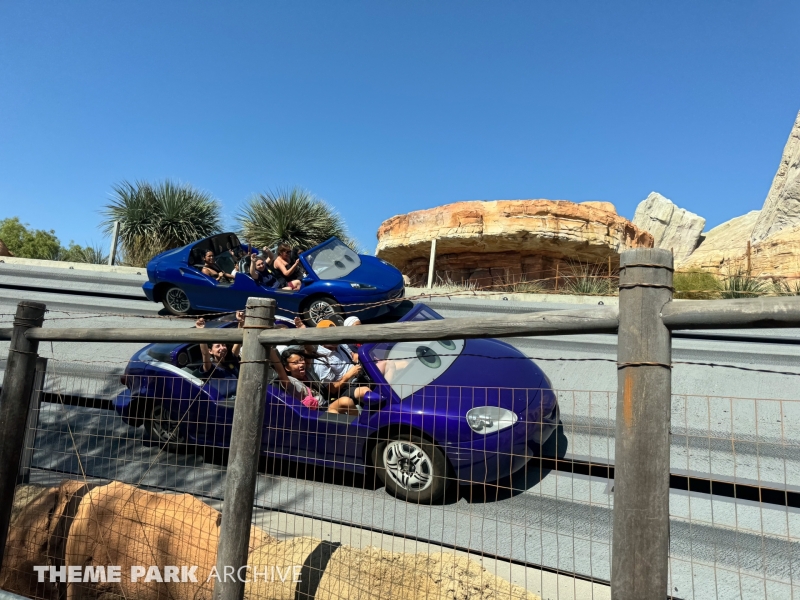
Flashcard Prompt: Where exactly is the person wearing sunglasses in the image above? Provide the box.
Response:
[272,243,302,290]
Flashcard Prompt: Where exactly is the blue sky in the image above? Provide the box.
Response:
[1,1,798,253]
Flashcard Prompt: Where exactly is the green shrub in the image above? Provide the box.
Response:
[0,217,62,260]
[673,270,721,299]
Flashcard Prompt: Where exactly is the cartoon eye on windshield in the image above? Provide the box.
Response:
[373,339,465,399]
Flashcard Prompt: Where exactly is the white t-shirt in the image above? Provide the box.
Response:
[313,345,353,383]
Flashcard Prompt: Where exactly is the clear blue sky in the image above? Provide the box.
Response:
[1,1,798,253]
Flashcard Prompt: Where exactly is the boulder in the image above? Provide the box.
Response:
[0,481,93,600]
[64,480,272,600]
[31,481,539,600]
[751,110,800,242]
[678,211,760,272]
[376,199,652,287]
[632,192,706,263]
[0,239,12,256]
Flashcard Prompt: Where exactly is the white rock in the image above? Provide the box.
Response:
[751,110,800,242]
[632,192,706,263]
[678,211,761,272]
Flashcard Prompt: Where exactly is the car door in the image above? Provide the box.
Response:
[262,385,320,461]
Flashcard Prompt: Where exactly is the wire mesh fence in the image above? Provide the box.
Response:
[0,351,623,600]
[2,338,800,598]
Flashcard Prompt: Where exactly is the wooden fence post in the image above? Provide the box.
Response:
[18,357,48,485]
[0,301,46,567]
[427,239,437,289]
[212,297,275,600]
[611,249,673,599]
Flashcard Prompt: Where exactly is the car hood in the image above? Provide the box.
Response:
[322,255,403,290]
[392,338,547,417]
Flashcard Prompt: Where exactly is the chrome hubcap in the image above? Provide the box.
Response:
[308,301,334,324]
[166,288,190,313]
[383,441,434,492]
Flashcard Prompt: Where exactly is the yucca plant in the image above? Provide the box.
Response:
[100,180,222,267]
[59,242,109,264]
[237,187,359,253]
[772,279,800,296]
[721,268,768,299]
[563,262,616,295]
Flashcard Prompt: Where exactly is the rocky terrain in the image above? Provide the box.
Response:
[632,192,705,264]
[375,199,653,286]
[376,109,800,285]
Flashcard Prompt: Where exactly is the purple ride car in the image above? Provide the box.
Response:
[113,303,559,503]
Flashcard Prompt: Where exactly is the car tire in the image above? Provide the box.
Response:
[372,433,450,504]
[146,402,189,453]
[162,286,192,316]
[301,295,342,327]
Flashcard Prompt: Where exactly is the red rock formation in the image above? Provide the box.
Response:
[376,200,653,286]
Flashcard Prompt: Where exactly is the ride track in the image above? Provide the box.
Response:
[3,269,800,598]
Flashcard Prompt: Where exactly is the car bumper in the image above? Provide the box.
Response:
[443,402,560,484]
[143,282,155,302]
[114,388,135,421]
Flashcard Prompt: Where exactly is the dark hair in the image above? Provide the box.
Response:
[280,347,304,365]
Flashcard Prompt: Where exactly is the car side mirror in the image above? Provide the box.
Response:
[360,391,384,409]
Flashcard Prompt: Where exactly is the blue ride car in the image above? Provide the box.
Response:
[113,303,560,503]
[142,232,405,325]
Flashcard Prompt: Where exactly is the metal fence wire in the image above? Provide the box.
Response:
[2,354,800,599]
[0,352,625,600]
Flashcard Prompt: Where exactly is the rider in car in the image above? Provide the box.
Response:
[305,317,372,402]
[201,249,235,283]
[268,346,358,416]
[194,314,242,378]
[273,243,302,290]
[249,254,294,291]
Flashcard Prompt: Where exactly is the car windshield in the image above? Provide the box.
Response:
[304,239,361,280]
[367,305,461,400]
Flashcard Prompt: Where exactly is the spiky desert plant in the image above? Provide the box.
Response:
[564,262,616,295]
[721,267,768,299]
[59,242,109,264]
[237,187,359,253]
[100,180,222,267]
[772,279,800,296]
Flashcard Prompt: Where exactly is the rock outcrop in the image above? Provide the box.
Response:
[3,481,539,600]
[0,239,12,256]
[632,192,706,263]
[751,110,800,242]
[375,200,652,286]
[679,212,800,279]
[678,211,760,272]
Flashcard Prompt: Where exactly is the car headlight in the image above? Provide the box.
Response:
[466,407,518,435]
[350,282,376,290]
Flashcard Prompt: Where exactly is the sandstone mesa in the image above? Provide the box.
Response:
[375,199,653,286]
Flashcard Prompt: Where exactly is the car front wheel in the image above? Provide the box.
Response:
[302,295,342,327]
[162,286,192,316]
[373,434,449,504]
